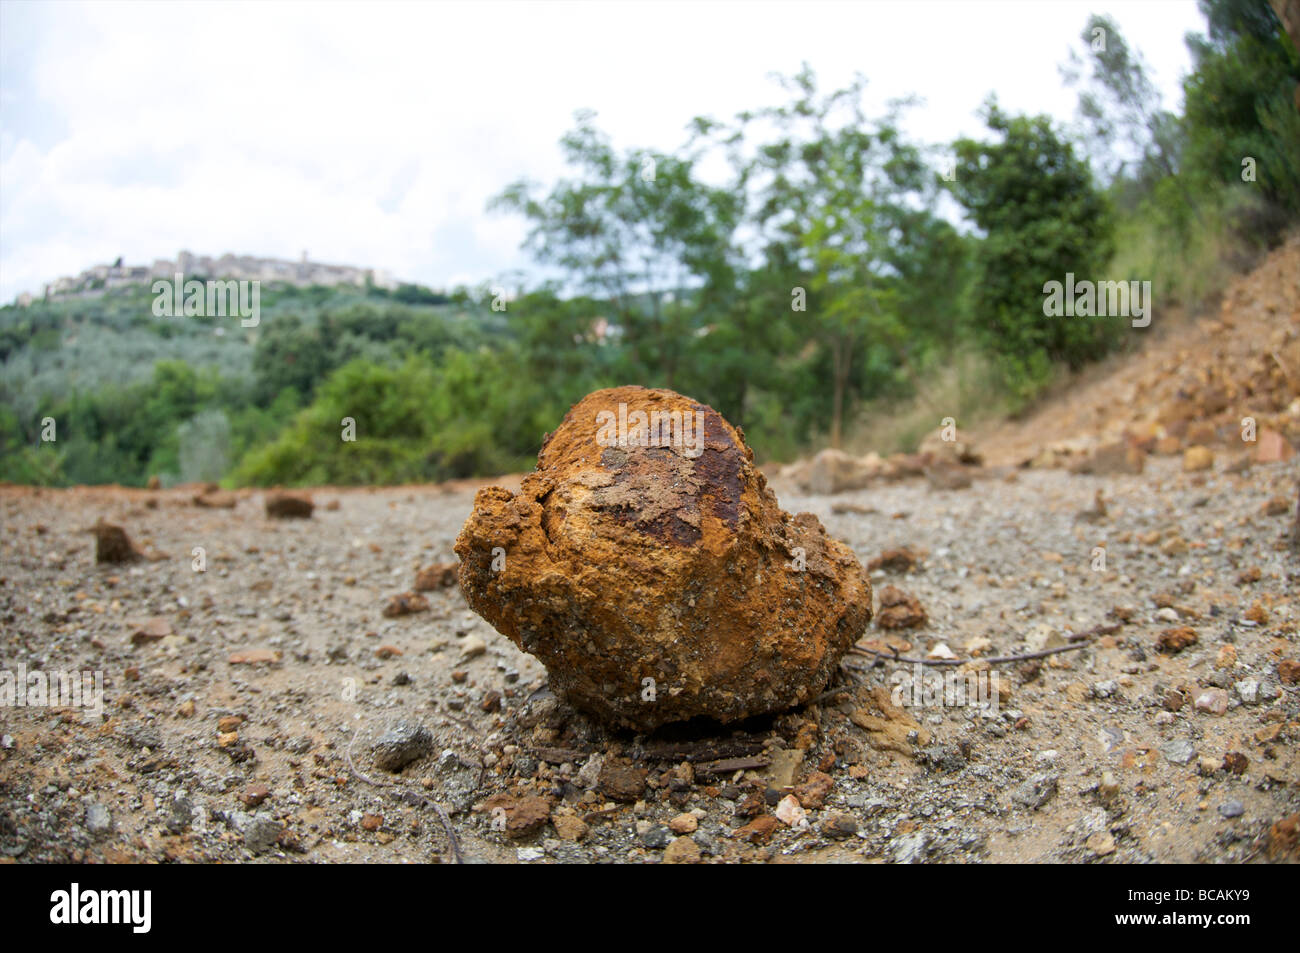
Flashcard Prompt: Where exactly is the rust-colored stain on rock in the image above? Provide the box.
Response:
[454,385,873,730]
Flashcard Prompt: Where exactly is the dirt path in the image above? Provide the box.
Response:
[2,448,1297,863]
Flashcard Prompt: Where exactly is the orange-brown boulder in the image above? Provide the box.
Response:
[454,386,873,730]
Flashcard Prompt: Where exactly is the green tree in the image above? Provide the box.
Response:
[1182,0,1300,216]
[491,110,742,392]
[952,101,1117,402]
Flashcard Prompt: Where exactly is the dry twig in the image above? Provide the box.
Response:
[344,726,463,864]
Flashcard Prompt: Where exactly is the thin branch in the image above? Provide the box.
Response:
[848,623,1119,667]
[345,727,463,865]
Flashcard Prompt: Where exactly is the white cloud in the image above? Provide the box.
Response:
[0,0,1206,301]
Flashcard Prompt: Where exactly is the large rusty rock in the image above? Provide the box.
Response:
[455,386,872,730]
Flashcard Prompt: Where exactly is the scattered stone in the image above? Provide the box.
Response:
[866,548,922,573]
[1182,445,1214,472]
[244,812,283,853]
[774,794,807,827]
[194,490,238,509]
[1254,429,1294,464]
[504,796,551,839]
[128,616,172,645]
[454,386,873,729]
[663,836,702,864]
[1076,489,1108,523]
[1194,689,1230,715]
[598,761,648,803]
[1265,814,1300,861]
[265,492,313,519]
[552,813,588,842]
[850,686,931,754]
[1155,627,1198,654]
[668,813,698,835]
[1071,441,1144,476]
[1011,773,1059,810]
[1092,680,1119,699]
[925,463,973,491]
[820,812,858,839]
[382,592,430,618]
[918,426,982,465]
[1218,800,1245,819]
[1263,496,1292,516]
[732,815,780,845]
[800,447,880,494]
[460,635,487,660]
[893,830,930,863]
[793,771,834,810]
[240,783,271,807]
[876,584,927,629]
[1159,738,1196,765]
[1215,644,1238,669]
[640,825,672,849]
[85,803,112,835]
[1086,831,1116,856]
[414,563,459,591]
[228,649,280,665]
[370,722,434,772]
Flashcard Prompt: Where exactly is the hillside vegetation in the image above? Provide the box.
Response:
[3,0,1297,488]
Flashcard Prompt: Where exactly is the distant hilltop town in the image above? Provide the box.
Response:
[20,250,399,305]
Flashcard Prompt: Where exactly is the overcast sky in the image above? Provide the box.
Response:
[0,0,1209,302]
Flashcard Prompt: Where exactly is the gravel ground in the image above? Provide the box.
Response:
[1,453,1297,864]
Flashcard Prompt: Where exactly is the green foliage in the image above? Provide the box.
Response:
[952,101,1118,403]
[5,2,1296,486]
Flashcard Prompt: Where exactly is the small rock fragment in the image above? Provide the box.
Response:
[92,520,141,564]
[1159,738,1196,765]
[128,616,172,645]
[1155,627,1198,654]
[876,585,927,629]
[663,836,702,864]
[414,563,459,591]
[85,803,112,835]
[1194,688,1230,715]
[382,592,430,618]
[265,492,313,519]
[774,794,807,827]
[668,813,698,835]
[370,722,434,772]
[1182,446,1214,472]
